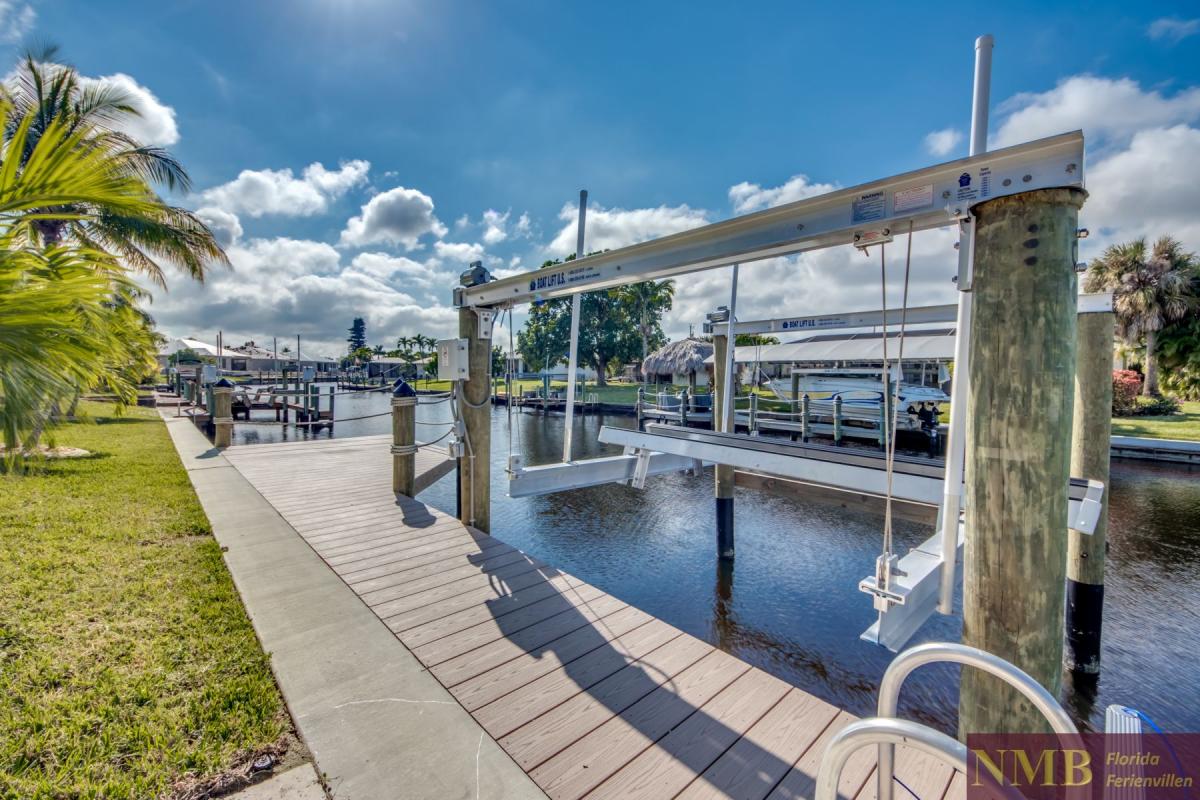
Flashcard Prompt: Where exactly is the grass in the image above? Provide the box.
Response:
[0,401,288,799]
[1111,400,1200,442]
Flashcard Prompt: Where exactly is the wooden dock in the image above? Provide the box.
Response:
[222,435,963,800]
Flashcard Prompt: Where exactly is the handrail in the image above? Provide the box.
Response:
[876,642,1078,800]
[816,719,966,800]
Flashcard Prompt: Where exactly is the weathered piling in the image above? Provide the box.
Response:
[712,333,735,559]
[959,187,1085,735]
[391,380,417,497]
[458,308,492,533]
[1065,301,1114,675]
[212,378,234,448]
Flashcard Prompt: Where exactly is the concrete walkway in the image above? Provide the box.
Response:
[162,414,545,800]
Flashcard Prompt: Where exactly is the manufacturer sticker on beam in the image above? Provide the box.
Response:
[894,183,934,213]
[851,190,886,223]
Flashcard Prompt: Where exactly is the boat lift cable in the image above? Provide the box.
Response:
[875,221,915,602]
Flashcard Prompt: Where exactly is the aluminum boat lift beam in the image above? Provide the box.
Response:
[456,132,1084,310]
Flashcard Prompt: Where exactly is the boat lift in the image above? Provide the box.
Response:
[453,55,1090,648]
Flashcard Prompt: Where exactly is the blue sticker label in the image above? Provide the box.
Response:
[958,172,972,188]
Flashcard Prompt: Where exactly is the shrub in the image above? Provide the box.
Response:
[1133,394,1182,416]
[1112,370,1142,415]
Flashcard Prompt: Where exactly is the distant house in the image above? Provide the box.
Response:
[365,355,432,380]
[157,338,337,373]
[642,338,714,388]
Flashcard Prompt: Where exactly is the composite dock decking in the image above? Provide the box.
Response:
[223,434,963,800]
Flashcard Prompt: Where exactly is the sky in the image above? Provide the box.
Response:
[4,0,1200,358]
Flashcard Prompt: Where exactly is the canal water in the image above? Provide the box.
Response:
[231,386,1200,733]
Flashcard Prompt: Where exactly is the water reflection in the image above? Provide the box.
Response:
[230,391,1200,733]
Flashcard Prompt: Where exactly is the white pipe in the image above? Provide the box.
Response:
[562,190,587,462]
[721,264,739,433]
[937,33,992,616]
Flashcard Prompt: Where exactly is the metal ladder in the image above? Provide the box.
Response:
[815,642,1079,800]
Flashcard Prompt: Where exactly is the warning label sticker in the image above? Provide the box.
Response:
[894,183,934,213]
[851,191,886,224]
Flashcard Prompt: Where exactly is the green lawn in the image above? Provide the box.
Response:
[1111,400,1200,442]
[0,402,289,799]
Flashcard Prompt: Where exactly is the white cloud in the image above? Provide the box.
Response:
[482,209,509,244]
[1082,125,1200,252]
[194,207,242,248]
[728,174,838,214]
[302,160,370,196]
[924,127,963,157]
[548,202,710,255]
[340,185,447,249]
[993,76,1200,150]
[148,236,461,357]
[76,72,179,146]
[201,160,370,218]
[515,212,532,236]
[0,2,35,43]
[1147,17,1200,43]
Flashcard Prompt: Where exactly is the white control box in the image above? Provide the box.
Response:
[302,365,316,382]
[437,338,469,381]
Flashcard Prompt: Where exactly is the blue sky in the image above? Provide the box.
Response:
[5,1,1200,355]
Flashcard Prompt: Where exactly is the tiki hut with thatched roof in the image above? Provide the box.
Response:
[641,338,714,388]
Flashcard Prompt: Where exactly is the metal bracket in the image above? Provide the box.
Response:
[476,309,496,340]
[631,448,652,490]
[955,215,976,291]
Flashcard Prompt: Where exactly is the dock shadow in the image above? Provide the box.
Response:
[463,546,831,799]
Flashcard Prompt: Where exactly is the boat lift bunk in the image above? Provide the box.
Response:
[459,129,1090,652]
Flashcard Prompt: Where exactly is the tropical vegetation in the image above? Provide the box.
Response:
[0,51,227,457]
[1085,235,1198,397]
[517,256,674,386]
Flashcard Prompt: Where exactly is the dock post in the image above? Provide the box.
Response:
[801,394,811,442]
[749,393,758,435]
[1065,300,1113,675]
[680,388,689,427]
[791,372,800,403]
[328,385,336,429]
[832,396,843,445]
[212,378,234,448]
[960,187,1085,736]
[309,383,319,423]
[391,380,417,497]
[636,387,645,431]
[712,333,735,560]
[457,307,492,533]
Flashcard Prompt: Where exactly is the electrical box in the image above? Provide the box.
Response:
[201,364,218,384]
[437,338,469,381]
[302,365,316,382]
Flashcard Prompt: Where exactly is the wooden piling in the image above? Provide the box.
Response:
[1065,305,1113,675]
[212,380,234,449]
[712,334,735,560]
[391,384,417,497]
[458,308,492,533]
[959,187,1085,736]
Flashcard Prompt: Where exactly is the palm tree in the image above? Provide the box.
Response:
[1085,236,1197,396]
[621,280,675,370]
[396,335,411,353]
[0,104,163,452]
[2,48,228,287]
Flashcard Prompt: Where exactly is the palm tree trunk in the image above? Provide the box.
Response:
[1144,329,1160,396]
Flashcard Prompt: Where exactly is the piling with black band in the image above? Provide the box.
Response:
[1065,305,1113,674]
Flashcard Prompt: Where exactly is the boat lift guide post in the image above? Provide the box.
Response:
[561,190,587,463]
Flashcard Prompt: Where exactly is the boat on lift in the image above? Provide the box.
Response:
[775,368,949,410]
